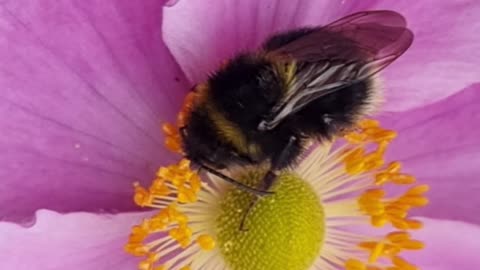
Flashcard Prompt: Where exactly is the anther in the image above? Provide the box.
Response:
[197,234,216,250]
[134,182,153,207]
[162,123,178,136]
[345,259,367,270]
[392,256,418,270]
[358,119,380,129]
[368,242,385,263]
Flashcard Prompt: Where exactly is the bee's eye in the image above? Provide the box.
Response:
[202,151,226,170]
[207,154,219,165]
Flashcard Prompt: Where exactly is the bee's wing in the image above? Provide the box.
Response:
[258,10,413,131]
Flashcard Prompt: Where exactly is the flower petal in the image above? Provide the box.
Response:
[164,0,479,111]
[0,0,188,221]
[163,0,347,83]
[409,218,480,270]
[381,83,480,224]
[344,0,480,111]
[1,212,477,270]
[0,210,150,269]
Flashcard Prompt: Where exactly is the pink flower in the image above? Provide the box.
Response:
[0,0,479,269]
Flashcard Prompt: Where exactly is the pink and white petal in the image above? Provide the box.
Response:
[1,212,478,270]
[342,0,480,111]
[0,0,188,222]
[163,0,348,83]
[380,83,480,224]
[409,218,480,270]
[166,0,480,223]
[164,0,479,111]
[0,210,151,270]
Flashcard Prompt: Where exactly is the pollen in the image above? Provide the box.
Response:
[133,182,153,207]
[358,231,424,266]
[334,119,428,270]
[126,158,217,270]
[162,84,208,155]
[196,234,216,251]
[162,123,182,154]
[169,223,193,248]
[133,159,202,209]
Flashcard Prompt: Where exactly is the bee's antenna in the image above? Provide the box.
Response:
[198,164,274,196]
[239,197,258,231]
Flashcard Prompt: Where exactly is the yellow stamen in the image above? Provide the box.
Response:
[163,130,182,154]
[371,215,388,227]
[197,234,216,251]
[387,231,411,243]
[406,184,430,195]
[169,223,193,248]
[150,182,171,196]
[177,187,197,203]
[397,196,429,207]
[405,219,424,230]
[162,84,210,155]
[392,256,418,270]
[345,259,367,270]
[358,229,424,269]
[124,243,149,257]
[162,122,177,136]
[138,253,161,270]
[344,132,368,143]
[133,182,153,207]
[368,242,385,263]
[126,158,217,269]
[359,177,428,229]
[340,120,428,270]
[358,119,380,128]
[398,239,425,250]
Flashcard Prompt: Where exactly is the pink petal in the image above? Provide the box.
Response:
[1,212,478,270]
[163,0,347,83]
[381,83,480,224]
[409,218,480,270]
[163,0,478,110]
[345,0,480,111]
[0,210,150,269]
[0,0,188,222]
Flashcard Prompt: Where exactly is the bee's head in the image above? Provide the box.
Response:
[179,120,232,170]
[208,54,283,129]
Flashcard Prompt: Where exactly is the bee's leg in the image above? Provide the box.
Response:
[263,135,298,189]
[240,135,298,231]
[198,164,274,196]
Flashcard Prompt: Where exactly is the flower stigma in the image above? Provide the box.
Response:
[125,92,429,270]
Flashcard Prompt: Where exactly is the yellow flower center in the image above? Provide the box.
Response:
[125,92,429,270]
[217,171,324,270]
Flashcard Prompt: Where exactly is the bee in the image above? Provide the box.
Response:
[179,10,413,197]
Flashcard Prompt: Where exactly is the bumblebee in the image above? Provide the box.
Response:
[178,10,413,195]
